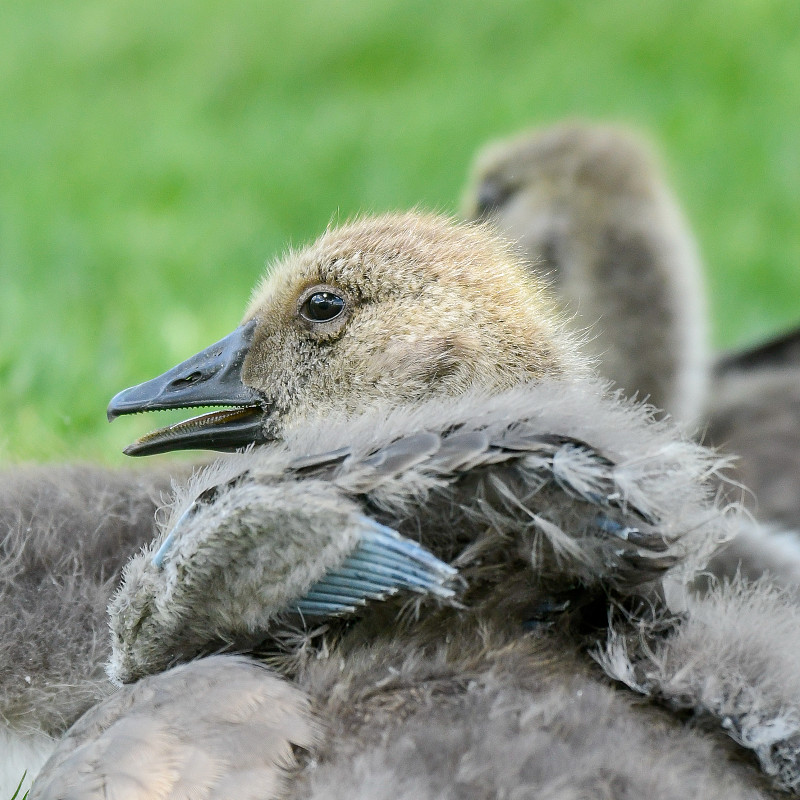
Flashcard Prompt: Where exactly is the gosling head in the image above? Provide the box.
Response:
[462,122,709,425]
[108,212,584,455]
[462,121,677,285]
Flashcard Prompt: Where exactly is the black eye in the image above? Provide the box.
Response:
[300,291,345,322]
[475,180,513,218]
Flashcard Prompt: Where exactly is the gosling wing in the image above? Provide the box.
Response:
[109,382,729,684]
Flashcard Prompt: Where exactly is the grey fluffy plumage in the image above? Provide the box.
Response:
[600,578,800,793]
[31,404,797,797]
[38,627,779,800]
[14,211,800,799]
[294,629,774,800]
[0,464,186,793]
[30,656,320,800]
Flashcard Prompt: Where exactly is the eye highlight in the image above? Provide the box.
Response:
[300,291,346,322]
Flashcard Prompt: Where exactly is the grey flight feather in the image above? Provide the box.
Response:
[292,518,458,618]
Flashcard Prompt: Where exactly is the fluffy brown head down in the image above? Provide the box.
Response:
[462,122,708,425]
[241,212,585,437]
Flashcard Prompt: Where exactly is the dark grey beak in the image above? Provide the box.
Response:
[108,319,269,456]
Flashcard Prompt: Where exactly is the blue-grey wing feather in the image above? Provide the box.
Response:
[292,517,457,618]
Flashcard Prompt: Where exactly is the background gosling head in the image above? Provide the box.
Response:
[462,121,709,425]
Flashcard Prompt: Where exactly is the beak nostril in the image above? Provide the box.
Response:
[173,371,204,388]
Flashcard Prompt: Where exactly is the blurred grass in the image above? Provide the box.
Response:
[1,0,799,462]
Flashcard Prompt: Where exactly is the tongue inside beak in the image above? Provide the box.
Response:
[107,319,270,456]
[121,406,266,456]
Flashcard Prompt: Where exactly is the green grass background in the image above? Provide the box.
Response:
[1,0,799,463]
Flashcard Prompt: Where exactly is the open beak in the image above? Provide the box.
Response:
[107,319,269,456]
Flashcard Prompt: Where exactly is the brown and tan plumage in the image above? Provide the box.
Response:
[19,213,800,799]
[108,212,585,452]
